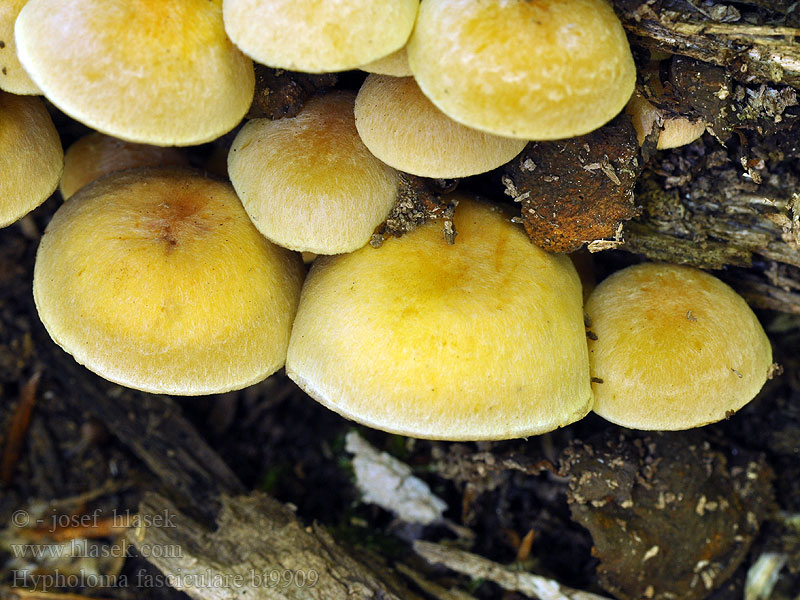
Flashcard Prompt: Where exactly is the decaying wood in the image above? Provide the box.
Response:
[132,492,413,600]
[613,0,800,87]
[413,541,612,600]
[37,341,415,599]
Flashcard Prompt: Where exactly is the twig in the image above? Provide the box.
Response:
[1,371,42,485]
[414,541,612,600]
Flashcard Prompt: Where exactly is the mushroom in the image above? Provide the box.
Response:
[223,0,419,73]
[0,91,62,228]
[286,196,592,440]
[60,132,190,200]
[360,47,412,78]
[585,263,772,430]
[0,0,40,95]
[407,0,635,140]
[15,0,255,146]
[33,168,305,395]
[354,75,528,178]
[228,91,399,254]
[625,91,706,149]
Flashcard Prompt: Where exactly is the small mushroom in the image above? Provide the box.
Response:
[625,91,706,149]
[60,132,189,200]
[585,263,773,430]
[354,75,528,178]
[228,91,399,254]
[286,196,592,440]
[15,0,255,146]
[223,0,419,73]
[34,168,305,395]
[407,0,635,140]
[0,91,62,227]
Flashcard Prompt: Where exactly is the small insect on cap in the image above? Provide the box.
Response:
[286,196,593,441]
[586,263,773,430]
[34,169,305,395]
[407,0,636,140]
[0,92,62,227]
[354,75,528,179]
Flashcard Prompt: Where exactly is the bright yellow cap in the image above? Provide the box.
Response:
[0,91,62,227]
[355,75,527,178]
[407,0,635,140]
[16,0,254,146]
[60,132,189,200]
[0,0,40,94]
[287,197,593,440]
[34,169,305,395]
[223,0,419,73]
[586,263,773,429]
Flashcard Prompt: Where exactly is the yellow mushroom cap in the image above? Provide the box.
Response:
[407,0,635,140]
[360,47,412,77]
[355,75,527,178]
[586,263,772,430]
[15,0,254,146]
[228,92,399,254]
[0,91,62,227]
[286,197,593,440]
[223,0,419,73]
[33,169,305,395]
[60,132,190,200]
[0,0,40,94]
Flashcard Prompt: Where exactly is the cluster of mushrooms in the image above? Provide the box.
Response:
[0,0,773,440]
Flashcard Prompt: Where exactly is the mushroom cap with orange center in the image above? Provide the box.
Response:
[586,263,772,429]
[16,0,254,146]
[0,91,62,227]
[355,75,527,178]
[407,0,635,140]
[286,197,593,440]
[34,169,305,395]
[223,0,419,73]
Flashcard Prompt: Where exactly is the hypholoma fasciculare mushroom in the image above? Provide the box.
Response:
[286,196,593,440]
[16,0,255,145]
[585,263,772,430]
[223,0,419,73]
[407,0,636,140]
[34,168,304,395]
[0,91,62,228]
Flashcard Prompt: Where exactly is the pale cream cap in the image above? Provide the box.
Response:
[61,132,190,200]
[407,0,635,140]
[223,0,419,73]
[355,75,527,178]
[228,92,399,254]
[34,169,305,395]
[16,0,254,146]
[0,0,40,94]
[626,92,706,149]
[287,197,593,440]
[0,91,62,227]
[586,263,773,429]
[360,47,412,77]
